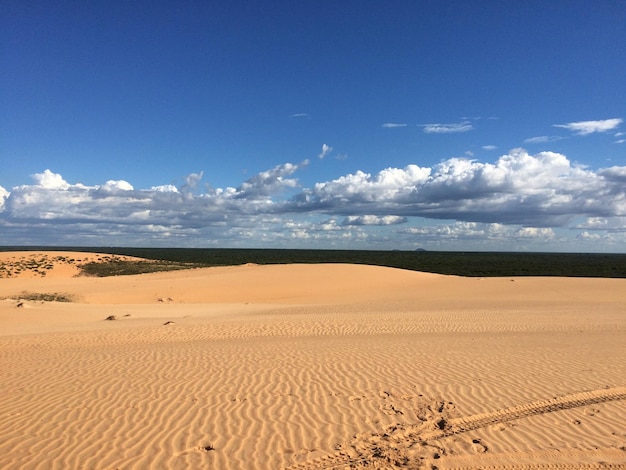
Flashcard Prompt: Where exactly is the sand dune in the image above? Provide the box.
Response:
[0,252,625,469]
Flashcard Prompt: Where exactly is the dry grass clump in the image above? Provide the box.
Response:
[0,254,85,278]
[1,291,76,303]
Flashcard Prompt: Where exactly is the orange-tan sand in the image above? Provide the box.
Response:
[0,251,625,469]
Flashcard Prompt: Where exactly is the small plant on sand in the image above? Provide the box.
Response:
[0,291,76,303]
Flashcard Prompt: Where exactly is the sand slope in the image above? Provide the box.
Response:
[0,252,625,469]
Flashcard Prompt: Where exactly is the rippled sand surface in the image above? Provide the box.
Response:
[1,252,625,469]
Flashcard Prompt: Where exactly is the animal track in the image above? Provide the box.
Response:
[286,386,626,470]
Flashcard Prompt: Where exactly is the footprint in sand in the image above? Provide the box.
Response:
[470,438,487,453]
[287,386,626,470]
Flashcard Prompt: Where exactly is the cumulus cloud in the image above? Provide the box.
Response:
[599,166,626,183]
[2,164,305,229]
[294,148,626,226]
[151,184,179,193]
[236,161,308,198]
[397,222,566,251]
[318,144,333,159]
[402,222,555,241]
[382,123,407,128]
[577,231,603,241]
[342,215,407,226]
[575,217,610,230]
[2,149,626,249]
[574,217,626,232]
[295,165,431,207]
[0,185,8,212]
[421,121,473,134]
[515,227,556,239]
[554,118,622,135]
[31,169,71,190]
[180,171,204,193]
[101,180,134,192]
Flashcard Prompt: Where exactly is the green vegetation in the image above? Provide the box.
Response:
[78,259,203,277]
[1,247,625,278]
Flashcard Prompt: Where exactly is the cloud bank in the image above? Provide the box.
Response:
[1,149,625,250]
[293,149,625,228]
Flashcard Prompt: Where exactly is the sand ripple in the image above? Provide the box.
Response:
[0,258,624,469]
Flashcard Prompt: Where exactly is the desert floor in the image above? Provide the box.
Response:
[0,251,625,469]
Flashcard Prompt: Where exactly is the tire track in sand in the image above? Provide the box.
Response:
[422,386,626,441]
[286,386,626,469]
[430,447,626,469]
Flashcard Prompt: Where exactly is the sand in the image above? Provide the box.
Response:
[0,251,624,469]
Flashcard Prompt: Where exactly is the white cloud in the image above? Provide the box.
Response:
[237,217,371,248]
[382,123,407,128]
[181,171,204,192]
[101,180,134,192]
[343,215,407,226]
[0,186,8,212]
[574,217,626,232]
[422,121,473,134]
[402,222,556,243]
[615,139,625,144]
[577,218,609,229]
[2,150,626,249]
[577,231,603,241]
[515,227,556,239]
[318,144,333,159]
[236,161,308,198]
[2,165,306,228]
[31,169,70,190]
[554,118,622,135]
[297,149,626,226]
[301,164,431,205]
[523,136,562,144]
[151,184,179,193]
[482,145,497,151]
[289,113,310,118]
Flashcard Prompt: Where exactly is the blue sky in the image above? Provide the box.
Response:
[2,1,625,251]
